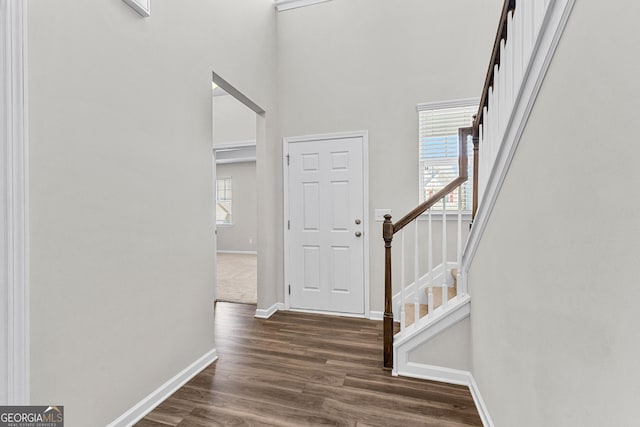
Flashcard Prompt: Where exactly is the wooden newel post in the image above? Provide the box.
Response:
[383,214,394,370]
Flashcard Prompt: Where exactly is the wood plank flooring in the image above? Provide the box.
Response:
[136,302,481,427]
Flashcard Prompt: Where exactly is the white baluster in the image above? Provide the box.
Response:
[413,221,420,326]
[478,122,484,203]
[400,229,406,331]
[506,11,514,114]
[457,184,462,298]
[481,106,488,197]
[442,196,448,309]
[428,208,433,316]
[496,65,502,169]
[523,0,534,60]
[486,85,498,174]
[533,0,545,35]
[514,5,524,98]
[499,40,506,140]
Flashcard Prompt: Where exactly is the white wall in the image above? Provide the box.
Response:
[408,317,470,371]
[27,0,277,425]
[216,162,257,252]
[277,0,502,311]
[213,93,257,145]
[469,1,640,425]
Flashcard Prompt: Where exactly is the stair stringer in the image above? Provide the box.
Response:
[392,293,470,379]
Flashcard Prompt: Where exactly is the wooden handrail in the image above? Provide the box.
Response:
[473,0,516,130]
[383,127,472,369]
[393,177,467,233]
[393,127,471,234]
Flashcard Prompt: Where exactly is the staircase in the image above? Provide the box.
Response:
[383,0,559,378]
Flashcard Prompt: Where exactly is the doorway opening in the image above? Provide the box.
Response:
[212,72,264,306]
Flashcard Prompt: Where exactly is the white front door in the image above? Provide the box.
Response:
[287,135,365,314]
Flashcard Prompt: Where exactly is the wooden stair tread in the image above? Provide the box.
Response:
[401,269,461,327]
[404,303,429,327]
[403,279,458,327]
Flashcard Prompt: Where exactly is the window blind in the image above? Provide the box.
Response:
[418,103,476,211]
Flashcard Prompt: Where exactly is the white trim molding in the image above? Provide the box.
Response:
[462,0,575,280]
[397,365,494,427]
[275,0,331,12]
[368,311,384,321]
[213,142,257,165]
[469,373,495,427]
[216,250,257,255]
[396,363,471,387]
[1,0,29,405]
[417,97,480,112]
[254,302,284,319]
[122,0,150,17]
[288,308,366,319]
[393,294,470,362]
[106,349,218,427]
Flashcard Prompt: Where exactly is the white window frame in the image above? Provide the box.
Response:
[417,98,478,220]
[215,176,233,226]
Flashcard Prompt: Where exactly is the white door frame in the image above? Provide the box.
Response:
[1,0,30,405]
[283,130,370,318]
[211,72,264,306]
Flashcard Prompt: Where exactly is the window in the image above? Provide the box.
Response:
[418,100,477,211]
[216,177,233,225]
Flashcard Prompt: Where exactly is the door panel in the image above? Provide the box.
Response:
[288,136,365,314]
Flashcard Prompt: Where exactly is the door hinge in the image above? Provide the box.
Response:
[288,284,291,295]
[287,220,290,230]
[286,154,290,166]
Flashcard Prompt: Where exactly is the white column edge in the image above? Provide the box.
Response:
[1,0,29,406]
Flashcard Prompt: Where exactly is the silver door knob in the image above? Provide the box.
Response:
[355,231,362,237]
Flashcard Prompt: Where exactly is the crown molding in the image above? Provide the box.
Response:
[275,0,331,12]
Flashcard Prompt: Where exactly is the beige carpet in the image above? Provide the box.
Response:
[216,253,257,304]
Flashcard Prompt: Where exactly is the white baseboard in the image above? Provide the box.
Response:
[254,302,284,319]
[106,348,218,427]
[397,362,472,387]
[369,310,384,321]
[287,308,365,319]
[469,373,495,427]
[217,250,257,255]
[397,363,494,427]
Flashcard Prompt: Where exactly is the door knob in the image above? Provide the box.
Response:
[355,219,361,225]
[355,231,362,237]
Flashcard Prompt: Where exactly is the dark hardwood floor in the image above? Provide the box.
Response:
[136,302,481,427]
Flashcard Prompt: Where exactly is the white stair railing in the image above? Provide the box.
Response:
[393,190,466,335]
[476,0,553,206]
[382,127,472,369]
